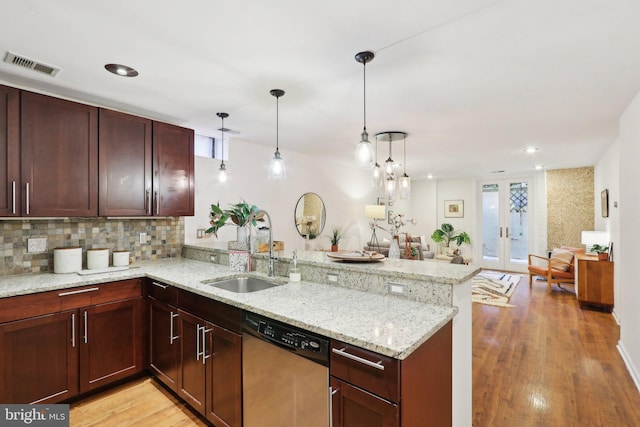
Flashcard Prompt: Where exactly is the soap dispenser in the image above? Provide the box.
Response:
[289,250,301,282]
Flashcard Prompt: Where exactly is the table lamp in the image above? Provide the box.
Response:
[365,204,386,252]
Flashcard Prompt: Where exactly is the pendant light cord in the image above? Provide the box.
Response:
[363,61,367,131]
[220,115,225,164]
[276,95,279,151]
[403,134,406,174]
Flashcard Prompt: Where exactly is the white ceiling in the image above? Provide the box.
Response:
[2,0,640,179]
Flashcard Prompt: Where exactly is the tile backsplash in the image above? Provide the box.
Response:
[0,217,184,277]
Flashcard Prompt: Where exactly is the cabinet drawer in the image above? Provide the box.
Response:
[147,279,178,305]
[330,340,400,403]
[0,279,142,323]
[178,289,241,334]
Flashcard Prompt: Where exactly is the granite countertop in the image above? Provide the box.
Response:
[0,258,458,359]
[185,242,479,285]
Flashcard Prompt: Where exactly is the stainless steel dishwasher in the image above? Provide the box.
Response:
[242,311,330,427]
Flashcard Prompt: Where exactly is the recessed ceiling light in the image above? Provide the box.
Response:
[534,164,544,170]
[491,170,506,174]
[104,63,138,77]
[524,147,538,154]
[427,174,434,179]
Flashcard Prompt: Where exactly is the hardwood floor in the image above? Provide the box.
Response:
[69,377,208,427]
[473,276,640,426]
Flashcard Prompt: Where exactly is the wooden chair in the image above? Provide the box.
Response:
[528,246,585,294]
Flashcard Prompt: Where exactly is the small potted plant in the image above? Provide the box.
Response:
[206,200,264,242]
[326,226,345,252]
[591,244,609,261]
[431,223,471,254]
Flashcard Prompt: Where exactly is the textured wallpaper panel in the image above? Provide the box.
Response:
[546,167,594,249]
[0,217,184,277]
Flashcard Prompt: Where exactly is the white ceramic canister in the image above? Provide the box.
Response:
[53,247,82,273]
[87,248,109,269]
[112,250,130,267]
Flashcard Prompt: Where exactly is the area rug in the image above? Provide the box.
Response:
[472,271,522,307]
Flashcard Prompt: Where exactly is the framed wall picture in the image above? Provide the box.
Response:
[388,210,394,225]
[601,189,609,218]
[444,200,464,218]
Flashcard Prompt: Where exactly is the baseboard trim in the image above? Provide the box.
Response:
[617,340,640,393]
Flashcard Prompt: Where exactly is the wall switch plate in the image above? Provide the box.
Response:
[27,237,47,253]
[388,282,406,295]
[139,232,148,244]
[326,273,338,283]
[210,254,217,263]
[196,229,205,239]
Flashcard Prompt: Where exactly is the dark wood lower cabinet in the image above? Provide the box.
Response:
[206,324,242,427]
[0,279,144,404]
[148,297,179,391]
[331,377,399,427]
[0,310,78,403]
[80,298,144,392]
[177,309,207,415]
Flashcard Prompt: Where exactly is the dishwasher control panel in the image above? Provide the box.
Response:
[242,311,329,365]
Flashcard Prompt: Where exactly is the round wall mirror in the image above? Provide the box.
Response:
[294,193,326,239]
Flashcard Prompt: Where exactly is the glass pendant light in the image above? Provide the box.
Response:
[268,89,286,180]
[371,135,382,188]
[216,112,229,184]
[354,51,375,167]
[399,133,411,199]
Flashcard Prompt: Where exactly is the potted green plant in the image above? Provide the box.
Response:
[431,223,471,254]
[591,244,609,261]
[206,200,264,241]
[326,226,345,252]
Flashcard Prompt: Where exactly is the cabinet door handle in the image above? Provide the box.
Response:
[151,281,168,289]
[499,227,503,238]
[58,287,99,297]
[331,347,385,371]
[202,327,213,364]
[196,324,201,361]
[154,191,159,215]
[329,386,339,427]
[25,182,30,215]
[83,311,88,344]
[71,313,76,348]
[170,312,179,344]
[506,227,510,238]
[11,181,16,214]
[144,188,151,215]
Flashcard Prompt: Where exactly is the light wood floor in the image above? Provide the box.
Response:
[473,276,640,426]
[69,377,207,427]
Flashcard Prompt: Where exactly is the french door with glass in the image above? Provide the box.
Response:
[479,179,531,272]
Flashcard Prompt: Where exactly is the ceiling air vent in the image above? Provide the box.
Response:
[3,51,61,77]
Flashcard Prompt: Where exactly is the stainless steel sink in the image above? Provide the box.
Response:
[205,276,280,293]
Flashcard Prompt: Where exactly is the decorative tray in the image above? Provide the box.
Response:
[326,252,385,262]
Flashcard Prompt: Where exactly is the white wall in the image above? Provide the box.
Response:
[184,138,385,251]
[617,90,640,390]
[409,179,438,248]
[593,141,620,319]
[434,178,475,258]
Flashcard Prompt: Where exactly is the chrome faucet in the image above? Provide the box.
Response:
[253,209,277,277]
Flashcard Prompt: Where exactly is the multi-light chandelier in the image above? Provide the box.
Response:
[374,131,411,200]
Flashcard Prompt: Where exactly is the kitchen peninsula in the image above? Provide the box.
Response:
[0,248,478,426]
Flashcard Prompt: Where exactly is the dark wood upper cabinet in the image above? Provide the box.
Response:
[152,121,194,216]
[21,91,98,217]
[0,85,20,217]
[99,109,153,216]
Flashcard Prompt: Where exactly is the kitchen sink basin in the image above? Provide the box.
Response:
[205,276,281,293]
